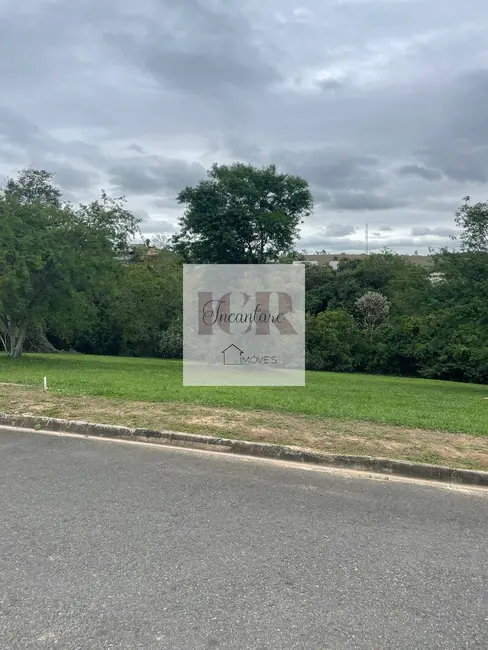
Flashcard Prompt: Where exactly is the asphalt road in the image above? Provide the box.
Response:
[1,427,488,650]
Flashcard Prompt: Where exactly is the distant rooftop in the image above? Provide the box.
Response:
[302,254,434,267]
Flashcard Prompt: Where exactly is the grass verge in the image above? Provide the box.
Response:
[2,382,488,471]
[1,353,487,435]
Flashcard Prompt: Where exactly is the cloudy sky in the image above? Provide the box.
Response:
[1,0,487,253]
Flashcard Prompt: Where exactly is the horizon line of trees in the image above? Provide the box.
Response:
[1,165,487,384]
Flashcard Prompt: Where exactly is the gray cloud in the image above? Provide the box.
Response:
[50,165,99,191]
[0,0,487,252]
[318,78,347,92]
[109,164,164,195]
[0,107,103,194]
[398,164,443,181]
[326,223,357,237]
[372,236,456,251]
[109,156,206,196]
[299,235,455,255]
[126,144,146,154]
[0,107,41,149]
[411,226,458,237]
[141,219,176,234]
[280,148,385,191]
[152,197,181,210]
[104,0,280,103]
[330,192,406,211]
[415,70,488,183]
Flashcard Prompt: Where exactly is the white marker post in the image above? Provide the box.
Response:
[43,376,47,392]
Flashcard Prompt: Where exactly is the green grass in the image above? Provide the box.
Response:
[1,353,487,435]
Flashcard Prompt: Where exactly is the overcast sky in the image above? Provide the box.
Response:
[1,0,487,253]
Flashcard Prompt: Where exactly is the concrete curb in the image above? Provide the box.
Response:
[1,412,488,488]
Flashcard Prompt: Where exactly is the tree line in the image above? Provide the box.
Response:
[1,165,487,384]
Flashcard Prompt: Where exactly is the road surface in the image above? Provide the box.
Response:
[0,426,487,649]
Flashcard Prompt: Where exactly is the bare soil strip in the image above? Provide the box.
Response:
[1,384,487,470]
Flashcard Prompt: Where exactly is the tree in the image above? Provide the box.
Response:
[76,190,140,255]
[352,252,432,317]
[306,309,359,371]
[114,253,183,357]
[0,168,140,357]
[172,162,313,263]
[452,196,488,252]
[4,167,63,208]
[276,250,306,263]
[305,264,336,315]
[355,291,390,340]
[152,234,171,249]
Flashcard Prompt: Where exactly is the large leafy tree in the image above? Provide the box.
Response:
[172,162,313,263]
[115,251,183,357]
[0,168,140,357]
[453,196,488,252]
[355,291,390,341]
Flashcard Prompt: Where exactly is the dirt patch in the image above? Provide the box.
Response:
[1,383,487,470]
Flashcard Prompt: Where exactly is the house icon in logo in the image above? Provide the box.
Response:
[222,344,244,365]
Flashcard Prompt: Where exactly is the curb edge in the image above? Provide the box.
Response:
[1,413,487,487]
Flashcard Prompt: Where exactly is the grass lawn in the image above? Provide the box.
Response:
[1,353,488,470]
[1,353,487,434]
